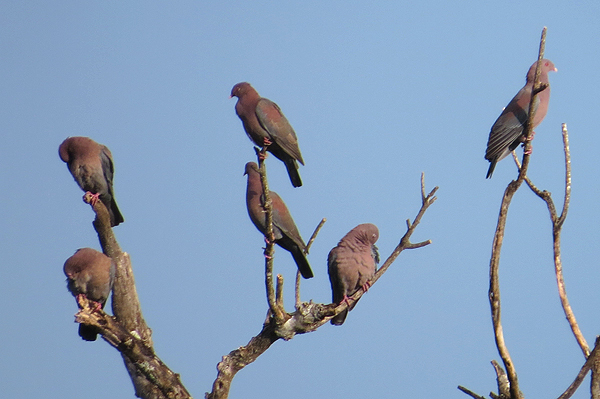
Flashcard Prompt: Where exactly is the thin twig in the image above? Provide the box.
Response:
[557,123,572,228]
[276,274,284,308]
[295,271,301,310]
[457,386,488,399]
[305,218,326,253]
[296,218,327,308]
[369,174,436,286]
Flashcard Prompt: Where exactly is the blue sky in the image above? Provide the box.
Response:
[2,1,600,398]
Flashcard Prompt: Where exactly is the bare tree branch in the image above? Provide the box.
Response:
[296,218,327,309]
[458,386,488,399]
[74,296,190,399]
[81,194,191,399]
[305,218,327,254]
[295,271,302,309]
[558,338,600,399]
[491,360,510,399]
[458,360,511,399]
[513,124,587,357]
[205,174,436,399]
[255,152,286,324]
[487,27,547,399]
[276,274,284,309]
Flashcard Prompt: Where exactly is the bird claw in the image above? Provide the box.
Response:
[519,131,535,143]
[362,281,372,293]
[263,138,272,147]
[522,143,533,155]
[340,295,352,307]
[90,301,103,312]
[75,293,102,312]
[86,191,100,206]
[525,131,536,142]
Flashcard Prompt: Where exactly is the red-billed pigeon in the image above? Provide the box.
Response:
[59,136,124,226]
[63,248,115,341]
[232,82,305,188]
[244,162,313,278]
[485,59,557,178]
[328,223,380,326]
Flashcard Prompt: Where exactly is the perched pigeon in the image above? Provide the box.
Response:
[232,82,305,187]
[64,248,115,341]
[485,59,557,178]
[328,223,379,326]
[244,162,313,278]
[59,136,124,226]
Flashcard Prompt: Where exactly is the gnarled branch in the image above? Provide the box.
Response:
[80,194,191,399]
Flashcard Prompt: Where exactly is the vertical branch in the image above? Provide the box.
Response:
[519,27,547,179]
[84,192,151,343]
[488,183,522,399]
[83,194,190,399]
[295,271,301,309]
[256,149,286,322]
[515,124,588,357]
[487,27,547,399]
[592,365,600,399]
[276,274,284,309]
[552,124,588,356]
[557,123,572,227]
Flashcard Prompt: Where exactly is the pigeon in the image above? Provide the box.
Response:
[232,82,305,187]
[485,59,557,178]
[59,136,124,226]
[328,223,379,325]
[244,162,313,278]
[64,248,115,341]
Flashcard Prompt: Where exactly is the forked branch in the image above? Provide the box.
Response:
[206,173,437,399]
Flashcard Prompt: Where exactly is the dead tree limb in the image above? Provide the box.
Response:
[205,173,437,399]
[296,218,327,308]
[255,156,287,324]
[513,124,587,357]
[82,194,191,399]
[486,27,547,399]
[557,338,600,399]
